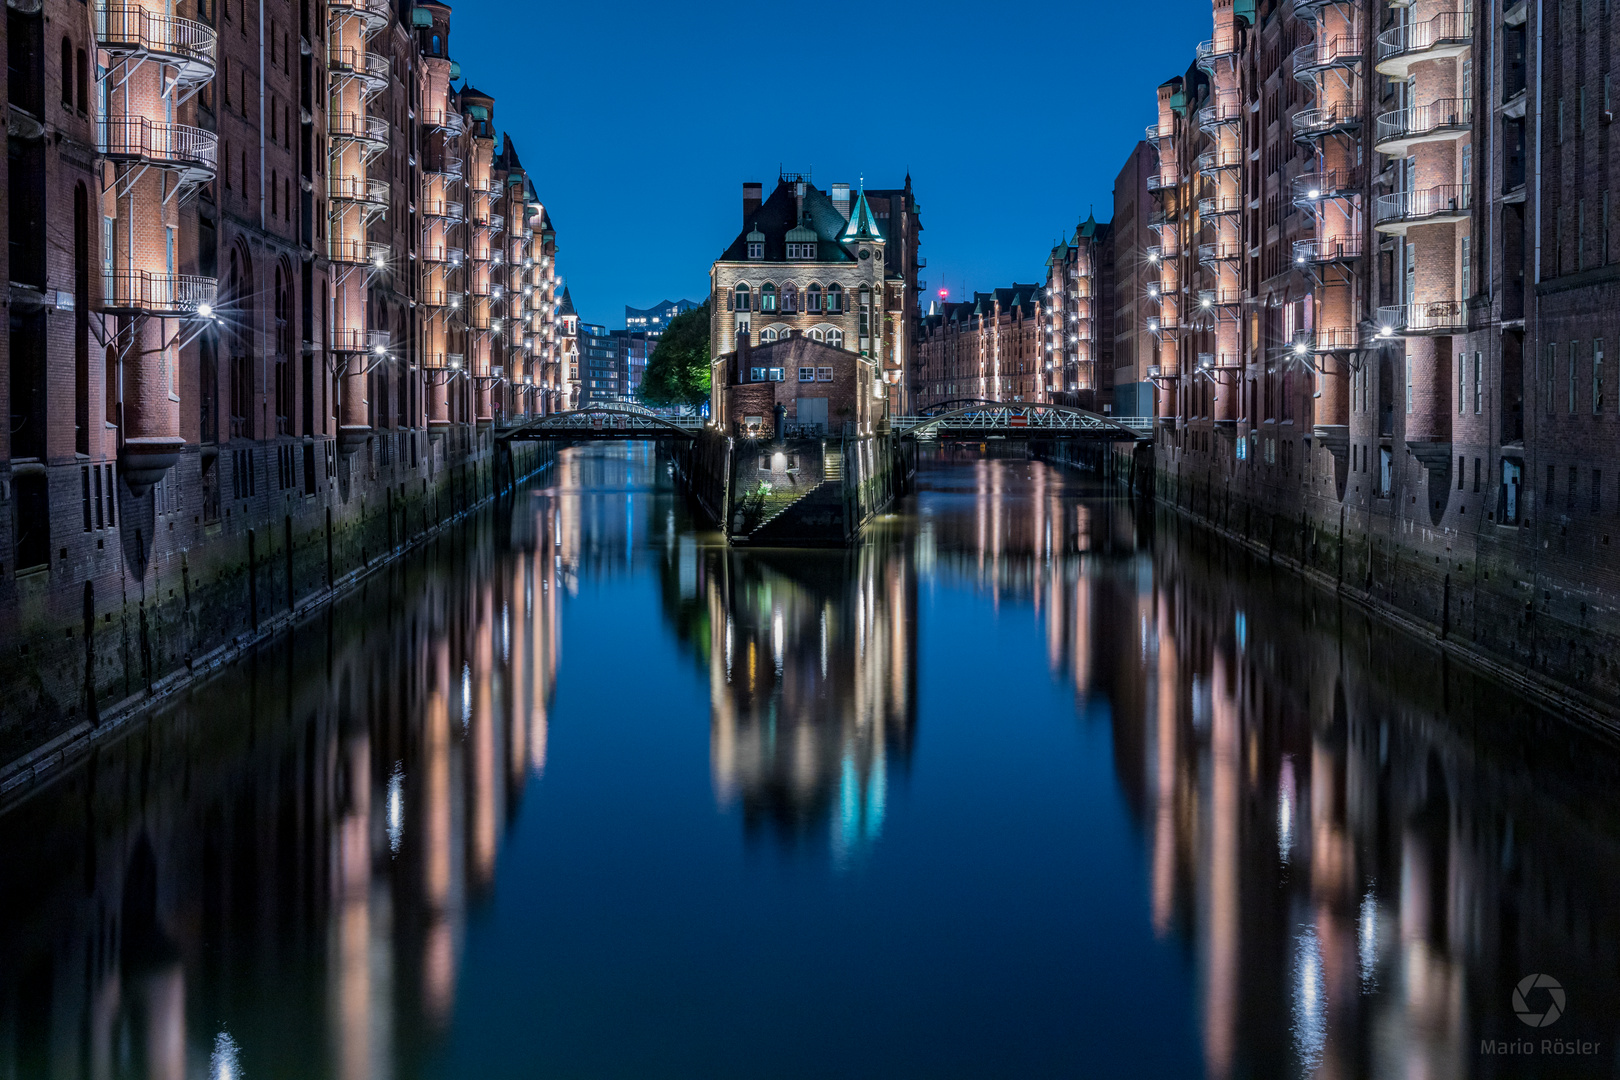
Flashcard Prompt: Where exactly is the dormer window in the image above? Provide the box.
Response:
[747,241,764,259]
[786,242,816,259]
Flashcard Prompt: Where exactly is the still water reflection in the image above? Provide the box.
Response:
[4,443,1620,1078]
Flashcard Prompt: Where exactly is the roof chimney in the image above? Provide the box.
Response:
[831,183,851,220]
[743,182,763,223]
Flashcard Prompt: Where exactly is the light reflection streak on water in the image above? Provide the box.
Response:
[1293,924,1327,1072]
[1278,754,1296,866]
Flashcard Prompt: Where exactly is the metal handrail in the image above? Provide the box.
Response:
[102,270,216,314]
[1292,236,1365,262]
[1292,100,1363,138]
[1291,168,1360,204]
[328,44,390,84]
[99,117,218,170]
[329,175,389,206]
[95,5,217,66]
[1375,184,1472,223]
[1197,147,1243,174]
[1291,35,1362,79]
[328,112,389,144]
[1376,301,1468,333]
[1375,98,1473,145]
[1198,194,1243,217]
[1377,10,1473,66]
[1197,91,1243,132]
[422,109,465,133]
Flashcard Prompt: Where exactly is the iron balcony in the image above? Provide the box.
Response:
[1374,184,1472,233]
[1376,10,1474,78]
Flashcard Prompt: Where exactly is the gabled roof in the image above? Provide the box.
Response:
[494,133,523,171]
[556,287,576,317]
[718,179,858,264]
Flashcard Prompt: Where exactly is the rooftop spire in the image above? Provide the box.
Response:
[841,179,884,242]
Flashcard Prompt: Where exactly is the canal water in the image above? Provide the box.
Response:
[3,442,1620,1079]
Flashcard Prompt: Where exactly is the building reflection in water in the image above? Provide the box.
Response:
[1,446,1619,1078]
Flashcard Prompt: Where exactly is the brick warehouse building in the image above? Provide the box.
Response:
[709,172,922,418]
[709,330,877,439]
[1045,212,1115,412]
[913,286,1048,411]
[1104,0,1620,705]
[0,0,565,730]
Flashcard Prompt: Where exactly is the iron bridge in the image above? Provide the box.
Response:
[894,403,1152,441]
[500,406,704,441]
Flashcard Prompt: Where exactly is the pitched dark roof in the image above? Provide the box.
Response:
[495,133,522,171]
[718,179,858,264]
[556,287,576,317]
[727,334,859,367]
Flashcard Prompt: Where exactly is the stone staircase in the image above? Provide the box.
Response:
[823,447,843,481]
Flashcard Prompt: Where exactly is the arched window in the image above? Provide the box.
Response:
[807,283,822,314]
[760,327,778,342]
[733,283,751,312]
[76,49,87,112]
[432,33,442,55]
[781,282,798,314]
[809,328,824,343]
[759,282,777,313]
[60,38,72,108]
[827,329,844,349]
[826,283,843,314]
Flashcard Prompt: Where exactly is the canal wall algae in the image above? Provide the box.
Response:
[1041,436,1620,728]
[0,435,556,797]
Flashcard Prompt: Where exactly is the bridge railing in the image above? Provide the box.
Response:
[893,407,1150,438]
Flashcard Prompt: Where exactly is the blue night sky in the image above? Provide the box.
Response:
[448,0,1211,328]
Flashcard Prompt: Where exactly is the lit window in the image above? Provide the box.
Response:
[769,368,785,381]
[759,283,777,312]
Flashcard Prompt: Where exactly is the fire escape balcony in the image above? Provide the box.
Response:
[1376,300,1468,335]
[328,112,389,154]
[95,5,217,86]
[1195,36,1240,73]
[1198,194,1243,218]
[329,327,392,354]
[1145,123,1169,149]
[422,108,465,134]
[1197,92,1243,133]
[329,237,390,266]
[1375,10,1473,78]
[1292,35,1363,83]
[1374,184,1472,233]
[329,174,389,215]
[1292,99,1363,141]
[1291,167,1361,207]
[327,44,390,94]
[101,270,216,316]
[422,244,464,265]
[1292,235,1365,263]
[421,197,465,221]
[1311,326,1361,352]
[330,0,389,33]
[1374,98,1472,155]
[1196,147,1243,176]
[99,117,218,180]
[1293,0,1354,20]
[420,287,462,309]
[1147,313,1179,333]
[425,156,464,181]
[1198,240,1244,264]
[1146,172,1176,193]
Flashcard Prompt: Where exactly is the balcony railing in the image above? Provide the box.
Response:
[327,44,390,89]
[1197,92,1243,132]
[1374,184,1472,229]
[328,112,389,147]
[329,238,391,266]
[1195,36,1239,72]
[422,109,465,134]
[1292,235,1365,263]
[1291,168,1361,206]
[100,117,218,174]
[1292,35,1363,80]
[421,197,466,221]
[425,157,464,180]
[421,244,464,265]
[1198,241,1243,263]
[1312,326,1361,352]
[1292,0,1351,20]
[1145,123,1168,148]
[1146,172,1175,192]
[95,5,217,75]
[1197,147,1243,175]
[329,0,389,32]
[1375,98,1473,151]
[1292,99,1363,140]
[1376,301,1468,335]
[329,174,389,210]
[102,270,216,316]
[1198,194,1243,217]
[1376,10,1473,76]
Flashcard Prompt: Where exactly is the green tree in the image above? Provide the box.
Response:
[636,300,711,408]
